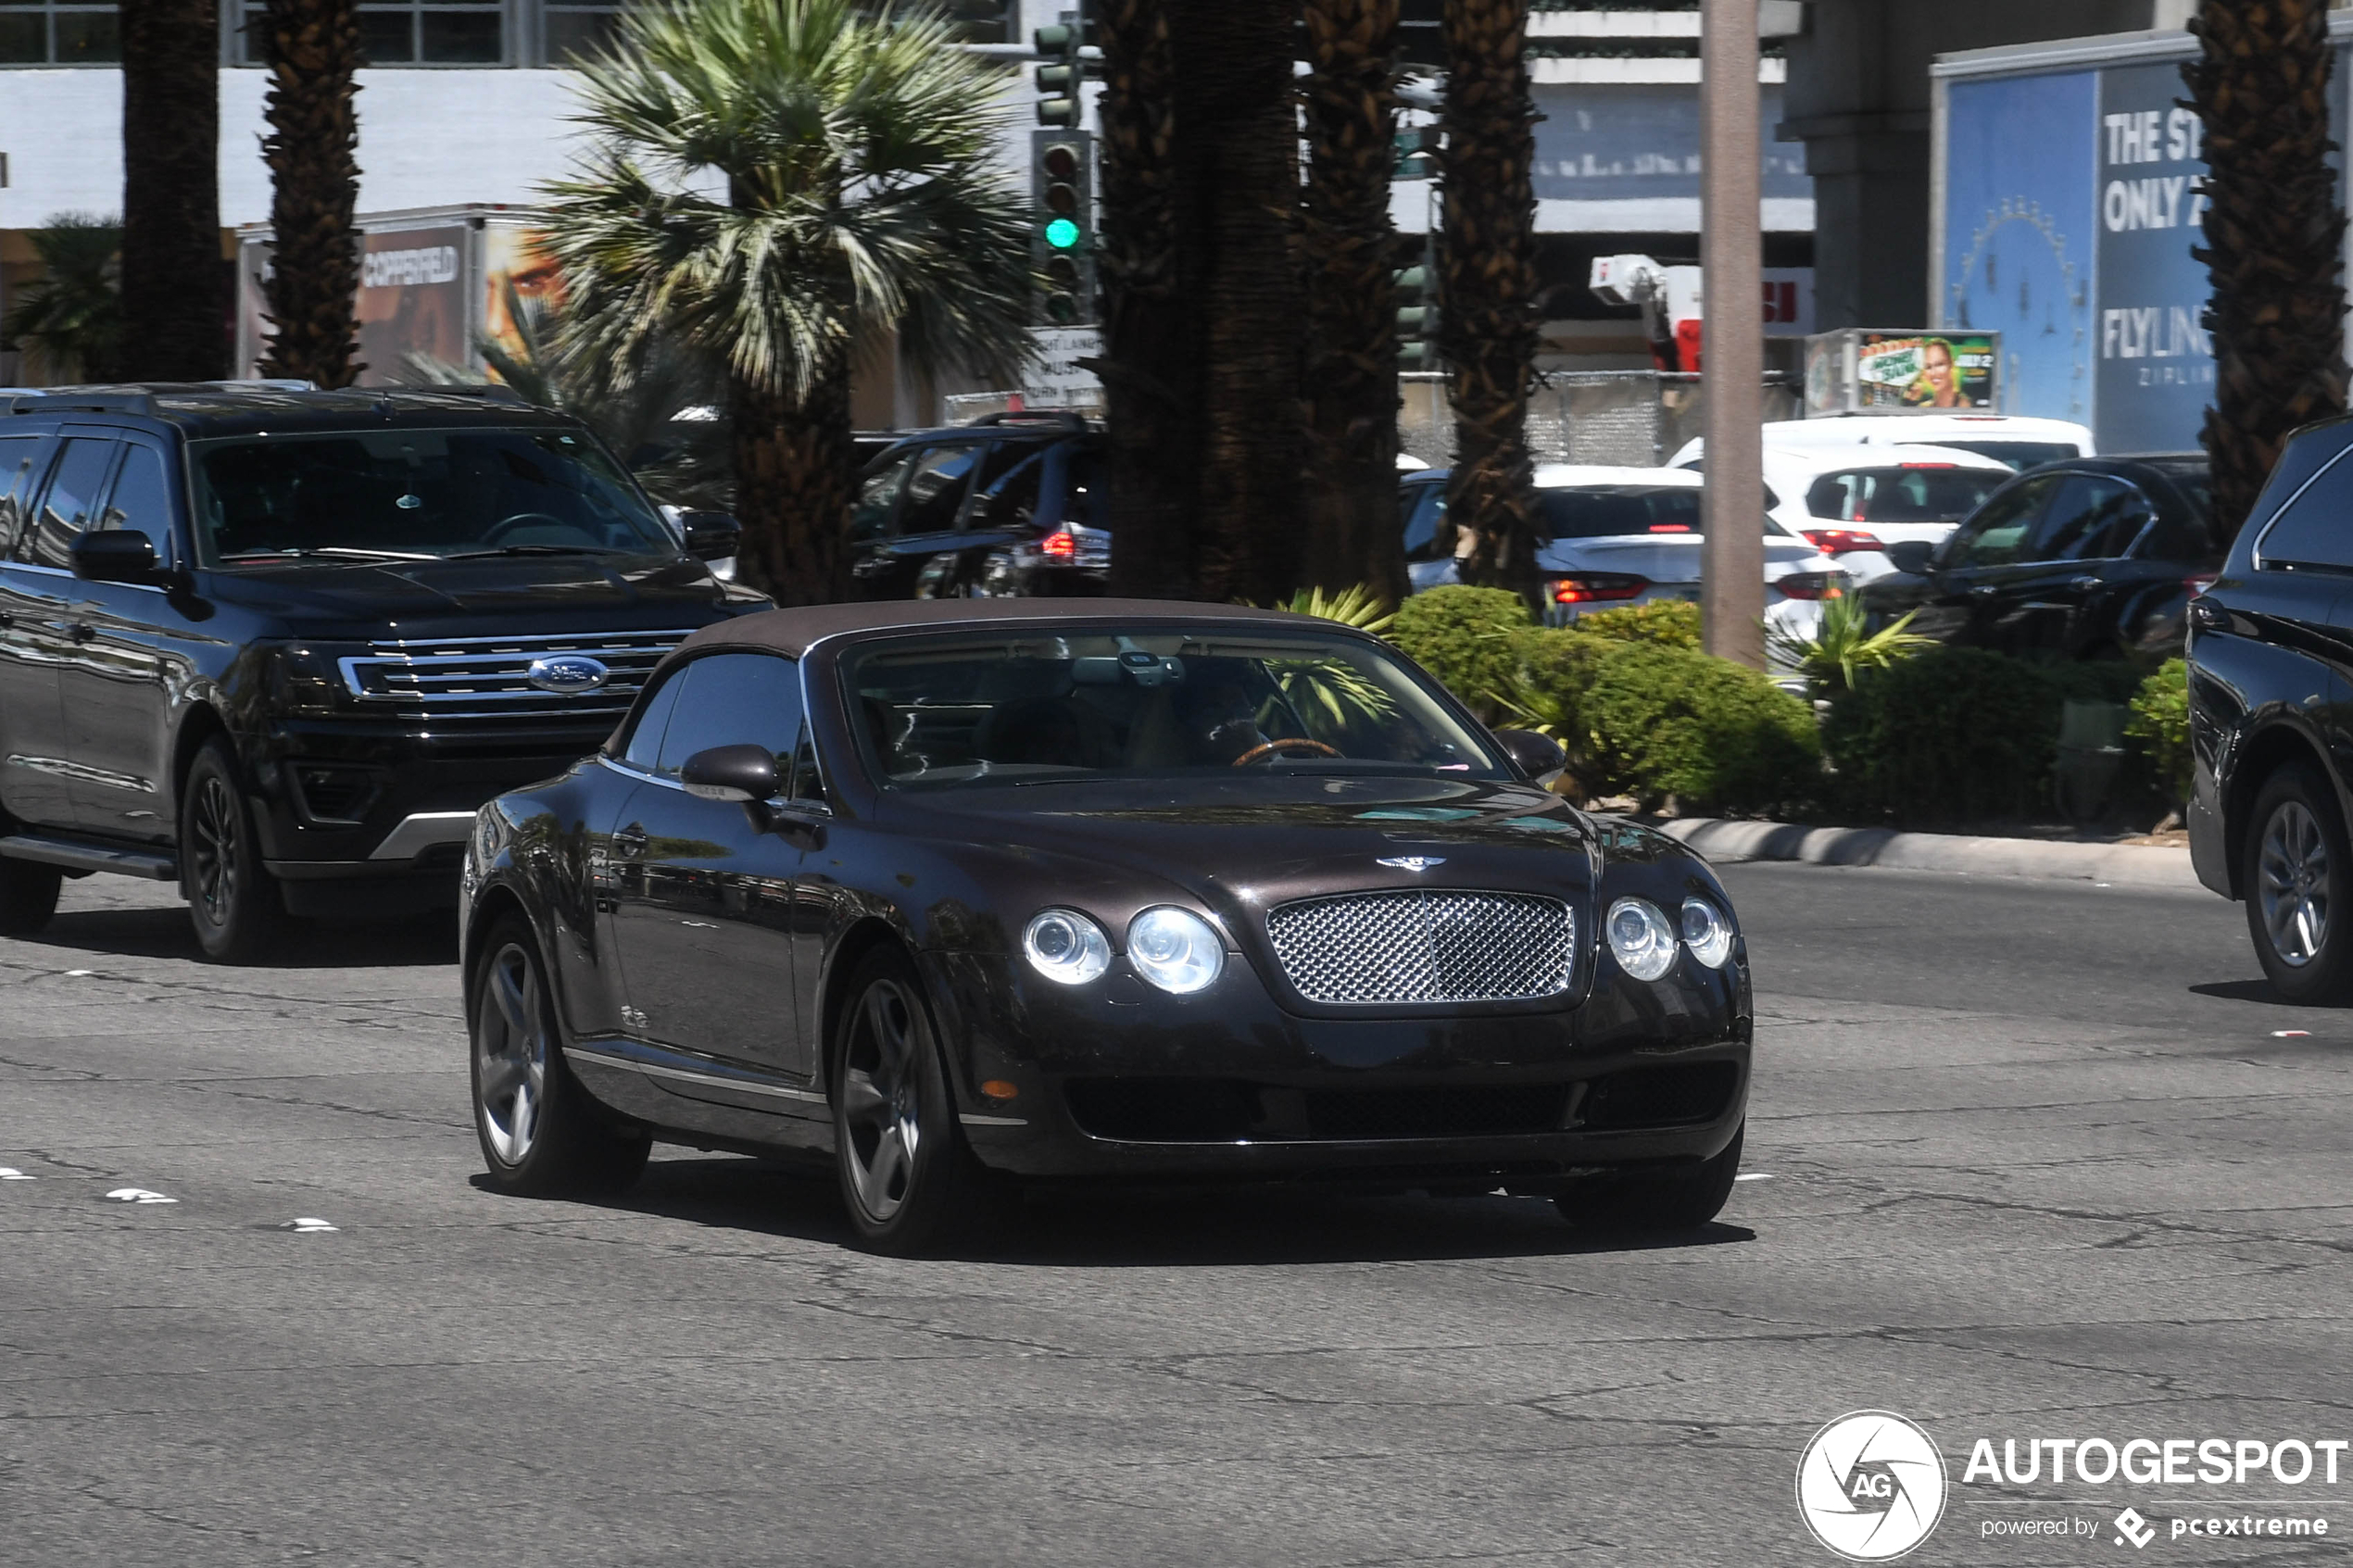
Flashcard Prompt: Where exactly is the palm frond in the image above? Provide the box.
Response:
[1765,590,1937,695]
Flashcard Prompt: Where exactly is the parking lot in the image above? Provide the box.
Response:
[3,861,2349,1565]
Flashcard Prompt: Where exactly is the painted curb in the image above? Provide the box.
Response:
[1644,817,2201,889]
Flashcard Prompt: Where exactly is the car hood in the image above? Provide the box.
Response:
[900,773,1609,926]
[194,551,756,637]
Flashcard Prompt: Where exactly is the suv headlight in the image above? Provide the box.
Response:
[1680,897,1735,968]
[256,641,363,717]
[1605,896,1678,982]
[1126,907,1224,994]
[1023,909,1112,985]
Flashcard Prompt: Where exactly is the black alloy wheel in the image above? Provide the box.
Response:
[469,913,650,1197]
[0,854,62,937]
[181,740,288,964]
[1555,1124,1744,1233]
[832,947,996,1255]
[2244,765,2353,1005]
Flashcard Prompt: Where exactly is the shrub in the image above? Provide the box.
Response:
[2125,657,2192,807]
[1389,586,1532,721]
[1822,647,2063,824]
[1569,599,1701,649]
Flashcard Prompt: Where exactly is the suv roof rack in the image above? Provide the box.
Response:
[964,409,1089,432]
[5,390,158,417]
[412,383,531,407]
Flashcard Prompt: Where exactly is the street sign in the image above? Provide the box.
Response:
[1024,326,1103,407]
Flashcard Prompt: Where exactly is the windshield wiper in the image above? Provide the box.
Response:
[217,546,442,562]
[441,545,627,559]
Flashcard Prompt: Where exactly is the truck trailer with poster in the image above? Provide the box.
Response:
[233,205,558,387]
[1931,21,2353,453]
[1805,329,2000,415]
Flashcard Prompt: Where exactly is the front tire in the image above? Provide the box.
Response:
[1555,1125,1743,1233]
[2244,765,2353,1004]
[470,915,650,1197]
[0,856,61,937]
[832,947,994,1255]
[181,740,288,963]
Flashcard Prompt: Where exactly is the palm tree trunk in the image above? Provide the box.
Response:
[732,363,852,606]
[1438,0,1539,591]
[258,0,363,387]
[2183,0,2348,539]
[1097,0,1200,599]
[1301,0,1407,603]
[120,0,227,382]
[1169,0,1306,607]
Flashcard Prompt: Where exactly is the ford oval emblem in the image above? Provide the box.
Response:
[525,654,610,695]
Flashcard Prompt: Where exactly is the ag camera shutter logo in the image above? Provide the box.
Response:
[1795,1411,1948,1561]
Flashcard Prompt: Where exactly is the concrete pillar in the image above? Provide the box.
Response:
[1703,0,1765,669]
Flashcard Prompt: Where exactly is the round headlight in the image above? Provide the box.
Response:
[1023,909,1111,985]
[1126,906,1225,995]
[1680,896,1735,968]
[1605,896,1678,982]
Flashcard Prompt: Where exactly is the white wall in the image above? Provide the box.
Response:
[0,68,597,232]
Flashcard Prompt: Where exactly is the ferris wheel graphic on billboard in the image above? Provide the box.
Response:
[1948,196,2090,421]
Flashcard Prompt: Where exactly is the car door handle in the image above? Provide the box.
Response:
[2068,575,2101,591]
[1969,584,1999,596]
[612,824,648,857]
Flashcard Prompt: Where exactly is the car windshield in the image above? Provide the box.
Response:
[1534,485,1788,539]
[186,426,676,566]
[1803,465,2009,523]
[845,629,1507,788]
[1926,439,2081,470]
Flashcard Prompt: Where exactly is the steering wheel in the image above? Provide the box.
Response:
[481,512,573,546]
[1231,736,1343,767]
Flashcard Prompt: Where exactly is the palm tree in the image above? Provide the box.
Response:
[120,0,227,380]
[258,0,364,386]
[540,0,1036,604]
[2183,0,2348,538]
[2,216,124,383]
[1437,0,1539,592]
[1096,0,1200,598]
[1300,0,1408,604]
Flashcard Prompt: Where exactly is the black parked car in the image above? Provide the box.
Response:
[1856,455,2219,659]
[847,411,1107,599]
[459,598,1753,1253]
[0,383,763,960]
[2185,415,2353,1001]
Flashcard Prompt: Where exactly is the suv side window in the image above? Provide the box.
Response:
[1939,472,2060,570]
[2029,474,2156,562]
[0,436,48,559]
[849,453,913,545]
[27,436,120,569]
[2256,443,2353,570]
[1402,483,1447,562]
[898,445,984,536]
[653,652,805,779]
[1061,444,1109,530]
[100,443,177,565]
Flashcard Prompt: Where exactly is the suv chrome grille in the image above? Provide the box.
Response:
[336,629,695,722]
[1265,889,1576,1005]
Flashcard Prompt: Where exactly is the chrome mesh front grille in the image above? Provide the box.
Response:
[336,629,696,722]
[1265,889,1576,1005]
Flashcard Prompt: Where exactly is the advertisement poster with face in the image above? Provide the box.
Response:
[1853,332,1998,408]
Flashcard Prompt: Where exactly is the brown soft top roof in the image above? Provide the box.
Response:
[674,596,1321,659]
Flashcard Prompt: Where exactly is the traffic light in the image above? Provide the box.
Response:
[1395,237,1439,370]
[1033,129,1097,326]
[1033,16,1099,129]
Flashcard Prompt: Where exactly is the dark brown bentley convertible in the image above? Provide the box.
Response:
[459,599,1752,1252]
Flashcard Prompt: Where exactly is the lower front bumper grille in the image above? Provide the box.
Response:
[1580,1063,1739,1130]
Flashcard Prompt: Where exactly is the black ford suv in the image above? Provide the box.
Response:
[0,383,762,960]
[847,410,1108,599]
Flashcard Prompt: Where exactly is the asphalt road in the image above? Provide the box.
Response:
[3,862,2349,1566]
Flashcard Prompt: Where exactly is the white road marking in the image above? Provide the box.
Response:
[0,1168,32,1180]
[1733,1173,1774,1183]
[2273,1030,2312,1038]
[104,1187,177,1204]
[63,969,94,977]
[283,1217,338,1233]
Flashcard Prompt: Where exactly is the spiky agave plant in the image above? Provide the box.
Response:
[1765,590,1935,696]
[1252,583,1399,729]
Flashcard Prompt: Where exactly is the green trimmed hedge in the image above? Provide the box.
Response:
[1388,586,1531,721]
[1821,646,2063,824]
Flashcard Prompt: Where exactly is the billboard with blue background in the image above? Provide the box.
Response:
[1940,40,2349,453]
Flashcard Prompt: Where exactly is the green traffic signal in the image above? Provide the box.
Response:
[1045,217,1082,250]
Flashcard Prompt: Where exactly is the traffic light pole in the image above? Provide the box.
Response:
[1700,0,1764,669]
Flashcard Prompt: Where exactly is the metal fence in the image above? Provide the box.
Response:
[1401,370,1803,470]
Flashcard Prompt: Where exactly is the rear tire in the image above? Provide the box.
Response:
[1555,1125,1743,1233]
[2243,765,2353,1005]
[0,856,61,937]
[832,947,997,1256]
[181,740,288,964]
[469,914,651,1198]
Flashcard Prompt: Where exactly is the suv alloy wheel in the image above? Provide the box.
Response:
[2244,765,2353,1004]
[181,739,291,964]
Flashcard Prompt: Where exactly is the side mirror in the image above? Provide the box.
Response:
[1491,727,1567,782]
[677,510,741,562]
[1884,539,1936,576]
[71,530,161,583]
[680,744,780,804]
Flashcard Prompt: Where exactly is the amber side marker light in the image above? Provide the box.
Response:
[980,1080,1020,1102]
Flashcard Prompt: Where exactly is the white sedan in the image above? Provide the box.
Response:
[1666,411,2094,473]
[1399,463,1849,639]
[1751,443,2019,583]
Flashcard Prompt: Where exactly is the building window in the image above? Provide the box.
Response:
[0,0,119,64]
[234,0,506,65]
[937,0,1014,44]
[542,0,619,63]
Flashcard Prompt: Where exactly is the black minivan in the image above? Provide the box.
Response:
[0,383,762,960]
[2184,415,2353,1000]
